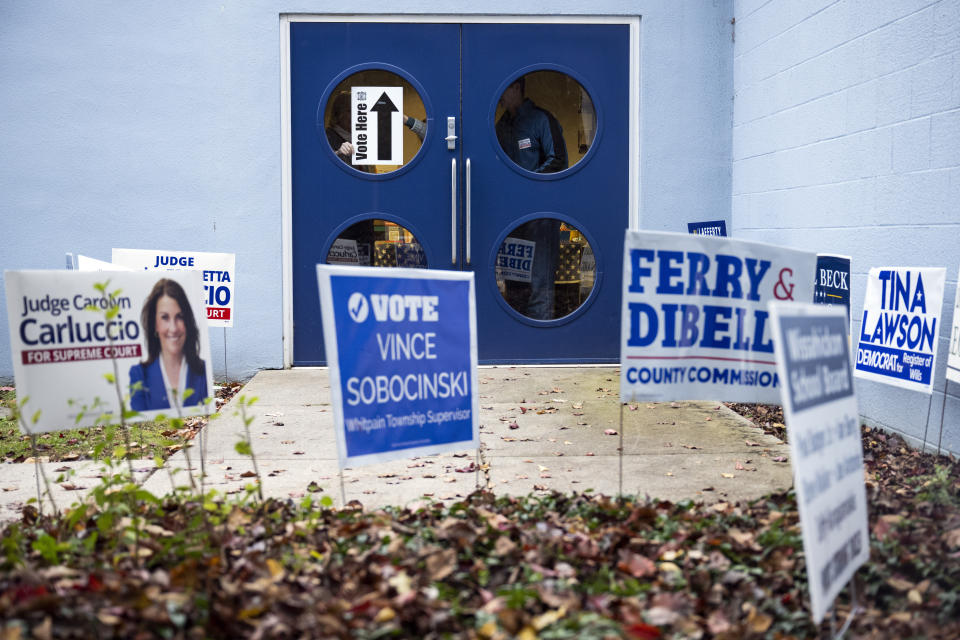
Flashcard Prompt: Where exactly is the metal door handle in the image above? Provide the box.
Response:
[446,116,457,150]
[451,158,457,265]
[465,158,472,265]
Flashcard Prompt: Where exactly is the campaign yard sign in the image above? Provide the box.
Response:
[855,267,946,393]
[4,270,214,433]
[495,237,536,283]
[317,265,479,468]
[112,249,236,328]
[813,254,851,318]
[396,242,427,269]
[687,220,727,237]
[76,255,132,272]
[949,268,960,384]
[620,231,816,403]
[352,87,403,166]
[327,239,360,265]
[769,303,868,624]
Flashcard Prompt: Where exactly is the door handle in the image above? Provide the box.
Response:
[465,158,472,265]
[451,157,457,265]
[445,116,457,150]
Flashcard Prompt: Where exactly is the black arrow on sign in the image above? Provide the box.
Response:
[371,92,399,161]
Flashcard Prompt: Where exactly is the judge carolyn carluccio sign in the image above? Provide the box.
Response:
[4,270,214,433]
[317,265,479,468]
[620,231,817,403]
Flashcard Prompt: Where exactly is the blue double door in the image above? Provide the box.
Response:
[291,22,629,364]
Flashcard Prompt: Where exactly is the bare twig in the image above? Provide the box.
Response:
[238,398,264,502]
[25,430,58,516]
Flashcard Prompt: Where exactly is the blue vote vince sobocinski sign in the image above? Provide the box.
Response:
[317,265,479,468]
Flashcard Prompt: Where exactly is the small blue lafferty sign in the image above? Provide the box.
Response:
[687,220,727,237]
[317,265,479,468]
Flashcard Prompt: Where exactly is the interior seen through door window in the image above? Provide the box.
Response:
[326,219,426,268]
[495,70,596,174]
[322,70,426,174]
[496,219,595,320]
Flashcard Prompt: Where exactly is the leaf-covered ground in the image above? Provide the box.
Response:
[723,403,786,442]
[0,383,243,464]
[1,416,958,638]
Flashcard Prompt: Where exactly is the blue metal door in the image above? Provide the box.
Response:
[291,22,460,365]
[462,24,629,362]
[290,22,629,364]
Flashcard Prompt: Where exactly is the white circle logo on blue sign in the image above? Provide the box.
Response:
[347,292,369,322]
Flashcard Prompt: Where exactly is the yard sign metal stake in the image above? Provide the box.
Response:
[936,381,952,457]
[31,435,42,514]
[223,327,229,383]
[826,578,860,640]
[921,392,934,452]
[618,403,624,499]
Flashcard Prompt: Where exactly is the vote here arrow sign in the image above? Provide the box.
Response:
[352,86,403,166]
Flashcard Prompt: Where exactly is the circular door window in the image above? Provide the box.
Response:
[325,219,427,269]
[321,69,427,176]
[494,218,596,320]
[494,70,596,175]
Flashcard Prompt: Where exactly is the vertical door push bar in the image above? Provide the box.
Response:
[447,118,471,265]
[451,157,457,265]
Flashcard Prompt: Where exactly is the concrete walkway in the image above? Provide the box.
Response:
[1,367,793,520]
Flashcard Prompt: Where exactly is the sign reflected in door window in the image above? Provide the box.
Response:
[326,219,427,269]
[495,220,595,320]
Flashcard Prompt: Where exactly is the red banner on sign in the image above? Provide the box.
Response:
[207,307,231,320]
[21,344,142,365]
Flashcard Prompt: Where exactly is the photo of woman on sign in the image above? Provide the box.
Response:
[129,278,208,411]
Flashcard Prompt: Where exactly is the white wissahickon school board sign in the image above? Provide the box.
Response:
[770,303,868,624]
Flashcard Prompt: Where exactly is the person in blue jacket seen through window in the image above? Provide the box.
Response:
[496,75,567,320]
[129,278,207,411]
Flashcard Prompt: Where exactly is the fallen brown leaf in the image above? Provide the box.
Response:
[617,551,656,578]
[746,607,773,633]
[886,577,914,591]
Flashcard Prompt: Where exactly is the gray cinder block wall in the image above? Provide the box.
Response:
[732,0,960,454]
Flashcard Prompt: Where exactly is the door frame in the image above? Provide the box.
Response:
[280,13,641,368]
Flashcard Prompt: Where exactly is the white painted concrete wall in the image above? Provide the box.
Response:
[0,1,734,381]
[733,0,960,453]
